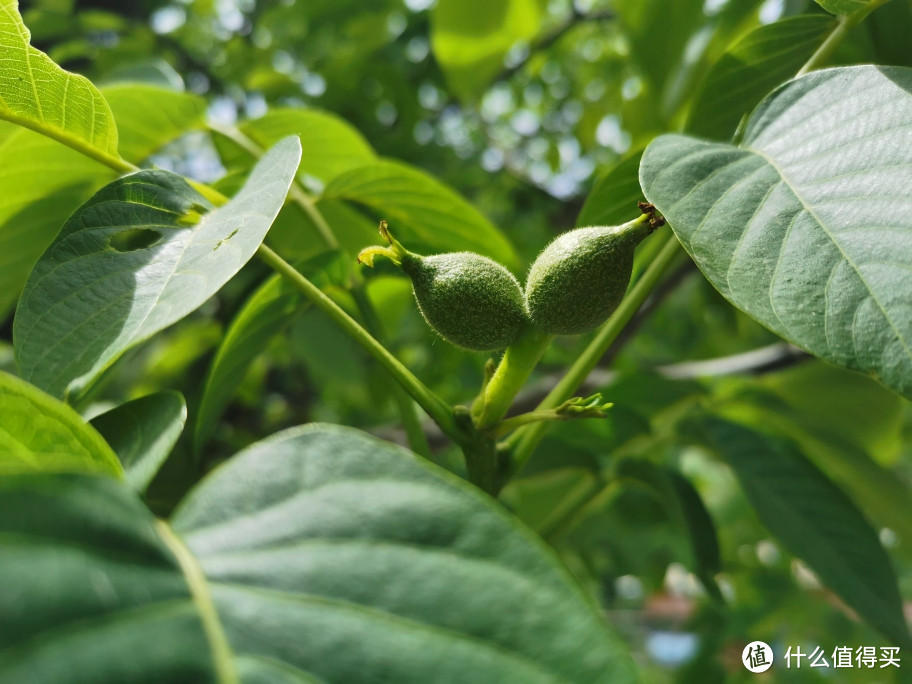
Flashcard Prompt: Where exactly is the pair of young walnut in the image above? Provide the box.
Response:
[358,217,656,351]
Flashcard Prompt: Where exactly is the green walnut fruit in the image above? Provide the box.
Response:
[525,218,653,336]
[359,222,527,351]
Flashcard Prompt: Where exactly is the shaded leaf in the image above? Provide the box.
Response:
[14,136,302,399]
[814,0,873,14]
[0,370,121,477]
[0,425,638,682]
[501,468,600,535]
[686,15,835,140]
[614,459,722,599]
[641,66,912,399]
[174,424,636,682]
[194,274,303,454]
[667,470,723,599]
[90,391,187,492]
[695,415,909,645]
[0,474,218,681]
[323,159,518,268]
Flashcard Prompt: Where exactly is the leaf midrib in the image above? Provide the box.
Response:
[155,520,239,684]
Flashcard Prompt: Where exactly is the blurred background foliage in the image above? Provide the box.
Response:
[7,0,912,680]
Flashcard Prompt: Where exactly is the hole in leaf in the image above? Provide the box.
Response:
[109,229,162,252]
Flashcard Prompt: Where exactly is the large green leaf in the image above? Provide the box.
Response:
[173,424,635,682]
[90,391,187,492]
[0,0,119,161]
[102,84,206,162]
[430,0,543,101]
[0,371,121,477]
[322,159,518,268]
[14,136,302,399]
[694,415,909,646]
[215,108,376,185]
[641,66,912,399]
[0,425,637,682]
[686,15,835,140]
[0,474,219,682]
[0,126,112,318]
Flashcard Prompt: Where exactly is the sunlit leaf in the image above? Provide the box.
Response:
[14,136,302,399]
[323,159,519,268]
[641,66,912,399]
[0,371,121,477]
[102,84,206,162]
[0,0,119,159]
[431,0,543,101]
[215,108,377,185]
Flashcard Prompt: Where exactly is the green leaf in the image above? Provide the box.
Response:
[430,0,543,101]
[814,0,874,14]
[323,159,519,269]
[0,0,121,165]
[194,274,303,454]
[695,415,909,646]
[102,84,206,162]
[685,15,836,140]
[0,126,112,318]
[576,150,645,228]
[666,471,723,600]
[90,391,187,492]
[0,425,637,682]
[613,0,706,97]
[14,136,302,399]
[867,0,912,68]
[0,370,121,477]
[641,66,912,399]
[0,83,209,320]
[614,459,722,599]
[0,474,218,681]
[216,108,377,185]
[173,424,635,682]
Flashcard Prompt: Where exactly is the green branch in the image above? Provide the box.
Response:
[472,327,553,430]
[256,244,462,443]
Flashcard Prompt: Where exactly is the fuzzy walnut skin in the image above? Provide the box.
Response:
[525,223,650,336]
[401,252,527,352]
